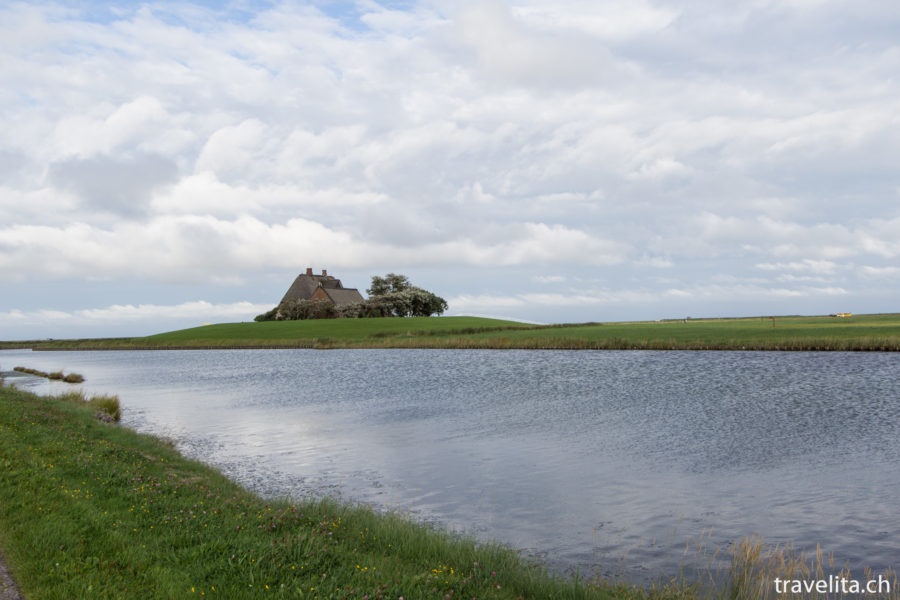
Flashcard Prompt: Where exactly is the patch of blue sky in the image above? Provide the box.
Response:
[51,0,420,30]
[312,0,419,31]
[49,0,278,26]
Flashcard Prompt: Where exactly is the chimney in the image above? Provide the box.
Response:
[306,267,313,276]
[322,269,327,276]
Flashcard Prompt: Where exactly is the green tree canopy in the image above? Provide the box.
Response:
[366,273,411,296]
[366,273,448,317]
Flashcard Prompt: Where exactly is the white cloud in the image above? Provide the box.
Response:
[0,216,628,281]
[449,281,849,314]
[453,1,614,88]
[49,96,173,160]
[512,1,679,40]
[195,119,268,177]
[635,256,674,268]
[628,158,692,181]
[755,259,840,274]
[2,301,270,325]
[860,265,900,279]
[533,275,567,284]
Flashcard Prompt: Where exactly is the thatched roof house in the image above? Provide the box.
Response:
[280,268,364,307]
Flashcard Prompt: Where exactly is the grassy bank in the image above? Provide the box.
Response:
[0,384,644,599]
[6,313,900,351]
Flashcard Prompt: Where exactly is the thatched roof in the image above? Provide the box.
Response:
[279,268,363,306]
[318,287,364,306]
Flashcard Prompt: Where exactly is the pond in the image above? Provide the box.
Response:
[2,348,898,582]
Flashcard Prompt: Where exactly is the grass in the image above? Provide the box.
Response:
[13,366,85,383]
[666,532,898,600]
[6,313,900,352]
[53,389,121,422]
[0,384,896,599]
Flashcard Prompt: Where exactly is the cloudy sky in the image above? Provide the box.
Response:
[1,0,898,339]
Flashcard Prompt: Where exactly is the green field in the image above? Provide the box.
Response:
[6,313,900,351]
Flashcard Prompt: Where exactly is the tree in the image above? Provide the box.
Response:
[367,273,411,297]
[366,274,448,317]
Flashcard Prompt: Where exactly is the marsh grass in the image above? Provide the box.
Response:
[88,393,121,421]
[55,389,121,422]
[646,533,899,600]
[13,365,85,383]
[14,366,48,377]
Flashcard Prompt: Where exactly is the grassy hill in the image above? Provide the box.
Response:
[7,313,900,351]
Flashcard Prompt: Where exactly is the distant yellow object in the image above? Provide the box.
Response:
[202,322,213,326]
[836,313,852,318]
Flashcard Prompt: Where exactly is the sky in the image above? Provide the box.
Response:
[1,0,899,339]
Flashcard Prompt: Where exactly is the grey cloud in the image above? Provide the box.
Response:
[0,150,27,181]
[48,153,178,217]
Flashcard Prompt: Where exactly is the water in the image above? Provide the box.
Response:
[2,348,898,581]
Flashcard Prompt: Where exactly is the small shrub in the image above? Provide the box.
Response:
[48,371,64,380]
[63,373,85,383]
[254,307,278,322]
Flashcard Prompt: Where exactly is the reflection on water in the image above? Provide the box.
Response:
[2,348,898,581]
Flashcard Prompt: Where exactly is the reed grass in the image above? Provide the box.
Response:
[719,536,896,599]
[12,365,86,383]
[647,532,899,600]
[53,389,121,422]
[88,393,121,422]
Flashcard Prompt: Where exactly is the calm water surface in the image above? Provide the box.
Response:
[2,348,898,581]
